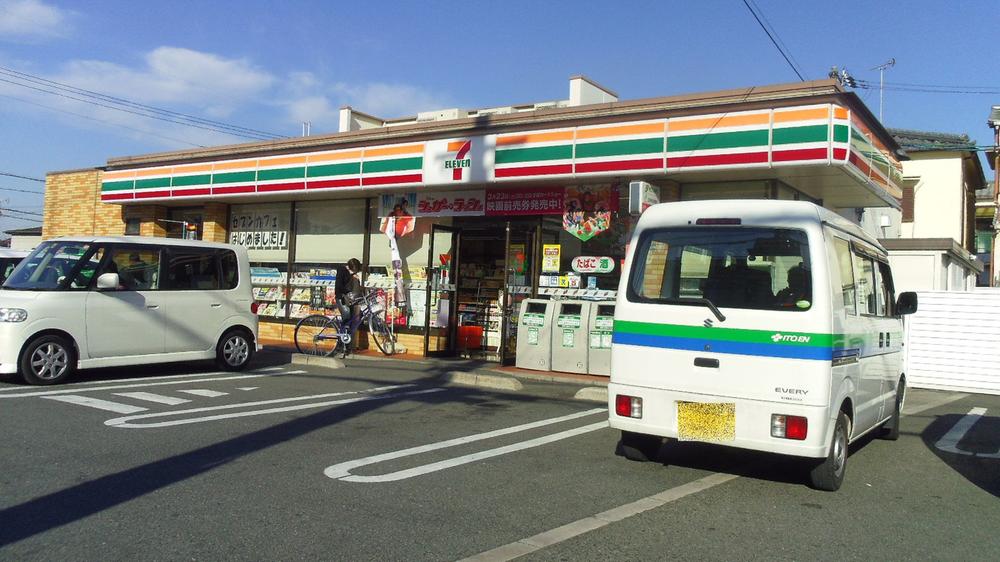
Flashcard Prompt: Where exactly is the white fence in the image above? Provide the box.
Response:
[904,289,1000,395]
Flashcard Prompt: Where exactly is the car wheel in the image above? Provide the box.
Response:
[809,411,849,491]
[20,334,76,385]
[616,431,662,462]
[881,378,905,441]
[217,328,254,371]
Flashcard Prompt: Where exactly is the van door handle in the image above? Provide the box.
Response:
[886,332,891,347]
[879,332,884,348]
[694,357,719,369]
[146,304,159,310]
[210,303,222,308]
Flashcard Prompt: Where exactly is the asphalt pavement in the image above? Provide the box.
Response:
[0,352,996,561]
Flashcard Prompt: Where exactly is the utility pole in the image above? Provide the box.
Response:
[870,58,895,123]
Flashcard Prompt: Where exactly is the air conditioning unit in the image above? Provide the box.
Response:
[417,108,468,121]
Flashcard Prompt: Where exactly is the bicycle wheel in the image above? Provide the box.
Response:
[294,314,342,357]
[367,314,395,356]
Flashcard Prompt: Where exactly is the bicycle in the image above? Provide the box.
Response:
[294,290,396,357]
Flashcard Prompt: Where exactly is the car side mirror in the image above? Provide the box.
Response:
[96,272,120,290]
[896,291,917,315]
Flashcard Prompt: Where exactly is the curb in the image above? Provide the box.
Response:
[483,368,609,388]
[447,371,524,392]
[290,354,345,370]
[573,387,608,403]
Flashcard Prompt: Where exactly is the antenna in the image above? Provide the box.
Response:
[301,121,311,137]
[870,58,896,123]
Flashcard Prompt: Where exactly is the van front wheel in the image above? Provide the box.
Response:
[217,329,254,371]
[809,412,849,491]
[616,431,662,462]
[20,335,76,385]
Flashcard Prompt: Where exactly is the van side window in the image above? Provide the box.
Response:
[877,261,895,316]
[103,247,161,291]
[220,250,239,290]
[167,250,220,290]
[852,252,877,315]
[833,238,856,315]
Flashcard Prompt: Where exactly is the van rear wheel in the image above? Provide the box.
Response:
[616,431,662,462]
[809,412,849,491]
[217,329,254,371]
[20,335,76,385]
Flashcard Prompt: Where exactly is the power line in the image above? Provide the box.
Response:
[0,185,45,195]
[0,171,44,182]
[0,207,43,216]
[1,93,207,148]
[742,0,806,82]
[747,0,806,80]
[0,75,276,141]
[0,214,42,224]
[0,65,285,140]
[854,81,1000,95]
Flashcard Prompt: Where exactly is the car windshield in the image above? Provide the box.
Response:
[629,227,812,312]
[3,241,101,291]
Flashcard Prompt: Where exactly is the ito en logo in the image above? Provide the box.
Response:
[771,333,811,344]
[445,140,472,180]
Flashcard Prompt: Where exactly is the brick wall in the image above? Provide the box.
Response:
[43,169,125,238]
[203,203,229,242]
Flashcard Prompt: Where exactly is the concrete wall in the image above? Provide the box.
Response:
[9,235,41,251]
[888,250,978,292]
[901,154,965,241]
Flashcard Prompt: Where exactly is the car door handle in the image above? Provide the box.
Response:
[210,303,222,308]
[146,304,159,310]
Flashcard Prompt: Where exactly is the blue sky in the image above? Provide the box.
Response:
[1,0,997,235]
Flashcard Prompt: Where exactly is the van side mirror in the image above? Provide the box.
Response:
[96,272,120,290]
[896,291,917,315]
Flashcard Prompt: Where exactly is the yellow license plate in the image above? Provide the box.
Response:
[676,402,735,442]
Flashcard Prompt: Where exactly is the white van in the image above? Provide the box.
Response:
[609,200,917,491]
[0,237,259,385]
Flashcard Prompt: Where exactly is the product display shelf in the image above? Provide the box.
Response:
[457,278,503,351]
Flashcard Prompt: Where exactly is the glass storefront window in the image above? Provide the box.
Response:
[230,202,292,319]
[289,199,367,319]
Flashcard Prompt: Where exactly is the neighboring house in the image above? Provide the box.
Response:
[2,226,42,251]
[861,128,986,292]
[974,183,997,286]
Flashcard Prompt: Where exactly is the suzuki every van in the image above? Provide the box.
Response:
[0,237,259,385]
[609,200,916,491]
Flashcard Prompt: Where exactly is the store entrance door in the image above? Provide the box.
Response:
[424,224,460,357]
[500,221,539,366]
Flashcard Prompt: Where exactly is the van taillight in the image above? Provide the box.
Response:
[771,414,808,440]
[615,395,642,418]
[251,302,260,315]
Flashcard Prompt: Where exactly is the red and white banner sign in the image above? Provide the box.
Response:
[485,186,563,216]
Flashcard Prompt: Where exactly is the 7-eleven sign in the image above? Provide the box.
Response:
[445,140,472,181]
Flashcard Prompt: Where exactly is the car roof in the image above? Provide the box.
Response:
[46,236,239,250]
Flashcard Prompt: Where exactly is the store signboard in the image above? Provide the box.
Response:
[628,180,660,215]
[422,137,493,185]
[572,256,615,274]
[542,244,561,273]
[229,210,289,250]
[485,186,563,216]
[378,190,484,218]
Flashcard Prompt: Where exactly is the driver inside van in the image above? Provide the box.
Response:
[776,264,811,307]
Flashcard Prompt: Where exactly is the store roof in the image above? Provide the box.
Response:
[888,128,977,152]
[3,226,41,236]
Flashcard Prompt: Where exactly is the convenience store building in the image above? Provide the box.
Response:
[42,76,904,365]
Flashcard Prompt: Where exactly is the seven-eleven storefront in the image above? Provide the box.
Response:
[84,80,904,367]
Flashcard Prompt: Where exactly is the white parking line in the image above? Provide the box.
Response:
[934,407,1000,459]
[105,385,443,428]
[113,392,191,405]
[42,395,148,414]
[0,371,304,398]
[0,366,285,392]
[324,409,606,482]
[178,389,228,398]
[459,473,739,562]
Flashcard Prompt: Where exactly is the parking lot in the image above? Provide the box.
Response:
[0,354,997,561]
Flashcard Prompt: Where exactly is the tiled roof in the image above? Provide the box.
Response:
[888,128,976,152]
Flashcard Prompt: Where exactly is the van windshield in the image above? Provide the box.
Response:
[629,227,812,312]
[3,241,101,291]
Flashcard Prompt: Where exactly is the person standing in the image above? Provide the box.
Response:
[335,258,363,355]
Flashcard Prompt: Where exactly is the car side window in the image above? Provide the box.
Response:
[220,250,239,290]
[833,238,856,315]
[71,247,106,289]
[99,247,161,291]
[852,252,877,316]
[167,249,221,290]
[877,261,895,317]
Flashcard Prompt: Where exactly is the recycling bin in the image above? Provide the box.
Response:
[550,300,592,374]
[587,302,615,376]
[515,299,555,371]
